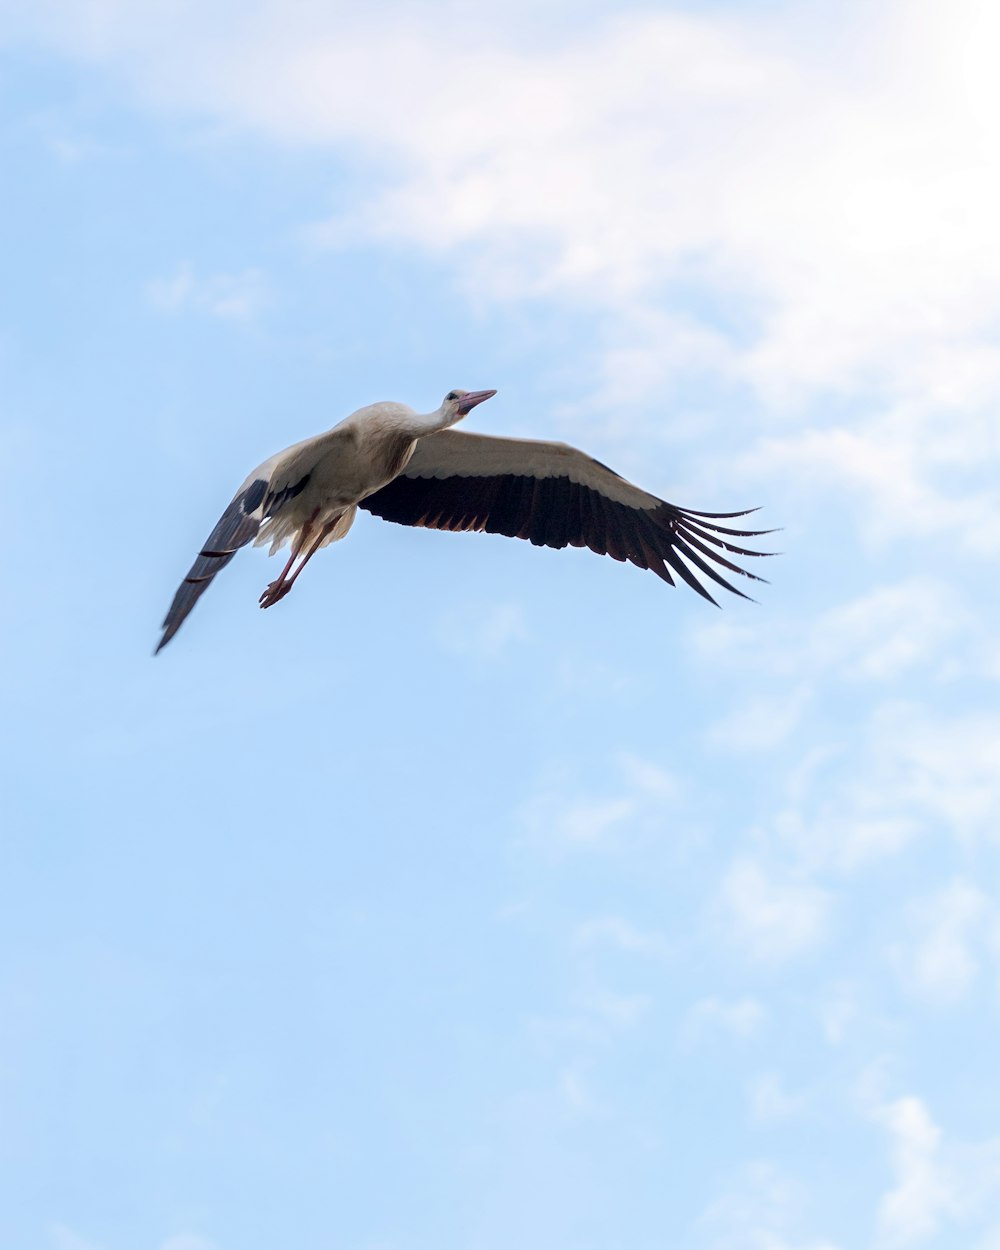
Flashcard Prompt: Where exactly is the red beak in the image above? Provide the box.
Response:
[456,389,497,416]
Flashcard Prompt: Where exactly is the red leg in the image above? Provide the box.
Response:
[283,518,337,590]
[259,509,320,608]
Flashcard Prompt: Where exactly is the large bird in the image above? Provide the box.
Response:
[156,388,771,652]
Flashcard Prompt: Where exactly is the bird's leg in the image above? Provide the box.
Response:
[270,547,299,589]
[259,509,320,608]
[279,516,339,592]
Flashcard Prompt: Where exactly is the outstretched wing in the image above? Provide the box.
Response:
[156,477,270,653]
[358,430,773,603]
[157,450,321,654]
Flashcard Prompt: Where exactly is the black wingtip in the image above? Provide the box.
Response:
[681,505,762,520]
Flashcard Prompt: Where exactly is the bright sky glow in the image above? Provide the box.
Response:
[1,2,999,1248]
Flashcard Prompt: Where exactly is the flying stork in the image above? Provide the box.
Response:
[156,389,771,652]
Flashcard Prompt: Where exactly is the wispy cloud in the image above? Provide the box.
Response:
[576,984,651,1031]
[572,914,672,961]
[698,623,1000,872]
[748,1071,806,1124]
[693,578,980,690]
[872,1094,1000,1249]
[815,982,858,1047]
[875,1096,955,1248]
[49,1227,104,1250]
[48,1231,220,1250]
[434,599,528,659]
[772,701,1000,873]
[715,857,831,962]
[889,879,993,1004]
[9,0,1000,563]
[680,995,767,1046]
[517,751,679,853]
[706,684,812,754]
[693,1159,841,1250]
[734,410,1000,555]
[146,263,267,321]
[856,704,1000,847]
[12,1,1000,406]
[525,977,653,1065]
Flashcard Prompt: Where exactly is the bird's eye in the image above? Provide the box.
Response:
[446,391,458,401]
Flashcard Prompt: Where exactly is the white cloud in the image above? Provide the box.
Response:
[47,1229,220,1250]
[548,794,636,846]
[713,699,1000,875]
[811,583,974,684]
[525,976,652,1067]
[160,1238,220,1250]
[857,703,1000,848]
[146,263,267,321]
[434,599,528,658]
[556,1060,600,1114]
[681,995,767,1045]
[617,753,677,800]
[9,1,1000,404]
[735,410,1000,556]
[875,1096,955,1247]
[693,578,978,689]
[696,581,993,871]
[8,0,1000,554]
[49,1227,104,1250]
[517,751,680,853]
[716,857,830,962]
[693,1159,841,1250]
[872,1094,1000,1249]
[816,982,858,1046]
[706,684,812,754]
[749,1072,805,1124]
[890,879,990,1004]
[572,914,672,961]
[577,985,651,1031]
[550,650,636,701]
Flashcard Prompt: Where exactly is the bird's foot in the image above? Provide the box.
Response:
[259,580,293,609]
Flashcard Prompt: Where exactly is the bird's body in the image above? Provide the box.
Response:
[250,403,417,556]
[156,388,772,653]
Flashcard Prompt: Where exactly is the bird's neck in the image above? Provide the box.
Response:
[407,408,455,437]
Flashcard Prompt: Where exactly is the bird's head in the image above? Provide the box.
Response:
[440,387,497,428]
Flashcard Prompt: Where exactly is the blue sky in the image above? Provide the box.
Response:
[2,2,1000,1248]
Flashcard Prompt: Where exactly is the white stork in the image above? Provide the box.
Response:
[156,388,771,652]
